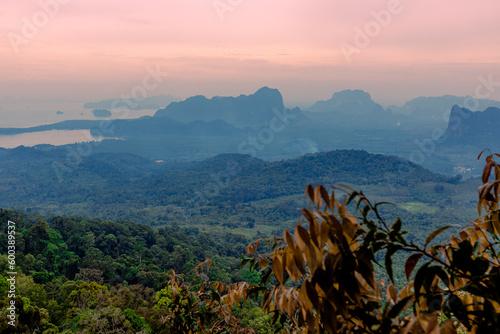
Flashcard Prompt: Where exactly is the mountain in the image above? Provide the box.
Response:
[154,87,289,127]
[443,105,500,149]
[388,95,500,121]
[306,89,386,115]
[302,89,397,129]
[84,94,179,110]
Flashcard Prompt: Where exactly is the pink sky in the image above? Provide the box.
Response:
[1,0,500,106]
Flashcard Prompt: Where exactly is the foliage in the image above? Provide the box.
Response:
[152,261,254,333]
[220,152,500,333]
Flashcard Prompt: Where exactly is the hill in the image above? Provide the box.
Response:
[0,147,457,228]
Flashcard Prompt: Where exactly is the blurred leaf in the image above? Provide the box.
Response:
[425,226,451,248]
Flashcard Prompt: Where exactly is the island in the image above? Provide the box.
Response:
[92,109,112,118]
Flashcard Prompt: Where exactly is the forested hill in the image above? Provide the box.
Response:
[0,146,453,225]
[139,149,451,205]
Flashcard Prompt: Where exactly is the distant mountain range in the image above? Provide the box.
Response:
[6,87,500,138]
[388,95,500,121]
[1,87,500,174]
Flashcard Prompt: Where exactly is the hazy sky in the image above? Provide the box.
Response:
[1,0,500,107]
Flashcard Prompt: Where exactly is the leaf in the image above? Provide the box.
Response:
[301,209,315,224]
[387,296,411,318]
[425,313,440,334]
[295,225,310,251]
[439,319,456,334]
[478,181,498,200]
[414,262,430,299]
[482,161,494,183]
[425,226,452,248]
[405,253,424,281]
[259,258,269,268]
[284,230,295,248]
[390,218,402,232]
[314,185,321,208]
[304,281,320,310]
[306,184,314,202]
[319,186,331,210]
[272,253,284,285]
[284,248,301,283]
[385,246,401,282]
[478,149,489,160]
[386,284,398,303]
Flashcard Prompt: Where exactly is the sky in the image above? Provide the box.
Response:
[1,0,500,107]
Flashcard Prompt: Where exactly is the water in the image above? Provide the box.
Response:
[0,130,110,149]
[0,101,157,148]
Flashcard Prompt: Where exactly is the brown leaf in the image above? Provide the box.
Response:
[319,186,331,210]
[284,248,301,283]
[309,214,320,247]
[284,229,295,248]
[478,181,498,201]
[306,184,314,203]
[477,149,489,160]
[425,313,440,334]
[305,281,320,310]
[482,162,494,183]
[272,252,284,285]
[314,185,321,208]
[386,284,398,304]
[295,225,310,251]
[405,253,424,281]
[440,319,457,334]
[301,209,315,224]
[319,220,330,246]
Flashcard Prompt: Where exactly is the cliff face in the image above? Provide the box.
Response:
[154,87,286,127]
[444,105,500,147]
